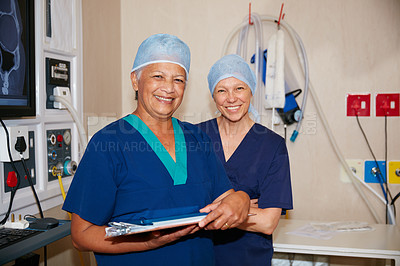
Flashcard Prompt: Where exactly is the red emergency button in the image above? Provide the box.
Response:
[57,134,63,142]
[7,171,18,187]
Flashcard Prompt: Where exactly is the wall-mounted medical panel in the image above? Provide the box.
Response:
[45,58,71,109]
[46,129,75,182]
[0,0,83,219]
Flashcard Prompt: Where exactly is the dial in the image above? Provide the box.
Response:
[294,110,302,122]
[63,130,71,145]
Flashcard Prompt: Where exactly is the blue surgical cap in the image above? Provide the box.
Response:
[207,54,259,122]
[131,34,191,79]
[208,54,256,95]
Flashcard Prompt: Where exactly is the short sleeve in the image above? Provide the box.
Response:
[62,133,123,225]
[258,139,293,211]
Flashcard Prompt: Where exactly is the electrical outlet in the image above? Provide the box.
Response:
[53,86,72,109]
[346,93,371,116]
[364,160,386,183]
[388,161,400,184]
[375,93,400,117]
[0,126,29,162]
[340,159,364,183]
[4,131,36,192]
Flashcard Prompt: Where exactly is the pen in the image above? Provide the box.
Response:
[248,213,256,216]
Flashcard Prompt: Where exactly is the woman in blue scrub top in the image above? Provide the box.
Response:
[197,54,293,266]
[62,35,250,266]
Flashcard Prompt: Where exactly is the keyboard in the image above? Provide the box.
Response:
[0,228,43,249]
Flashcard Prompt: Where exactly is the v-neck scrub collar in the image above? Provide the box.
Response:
[123,114,188,185]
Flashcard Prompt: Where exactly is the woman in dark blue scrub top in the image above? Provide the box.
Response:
[62,34,250,266]
[197,54,293,266]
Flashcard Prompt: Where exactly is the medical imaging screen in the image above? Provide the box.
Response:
[0,0,28,106]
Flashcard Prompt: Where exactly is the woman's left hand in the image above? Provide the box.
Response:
[198,190,250,230]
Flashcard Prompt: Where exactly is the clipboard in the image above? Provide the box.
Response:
[105,213,208,237]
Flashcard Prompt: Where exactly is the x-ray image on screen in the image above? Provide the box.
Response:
[0,0,26,97]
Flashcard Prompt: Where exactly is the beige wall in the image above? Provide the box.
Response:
[82,0,122,122]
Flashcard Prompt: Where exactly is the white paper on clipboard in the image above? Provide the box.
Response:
[105,213,208,237]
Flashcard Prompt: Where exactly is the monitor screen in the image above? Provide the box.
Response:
[0,0,35,118]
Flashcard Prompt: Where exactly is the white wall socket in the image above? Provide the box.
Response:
[340,159,364,183]
[0,126,29,162]
[53,86,72,109]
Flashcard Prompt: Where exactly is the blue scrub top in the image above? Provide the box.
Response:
[197,118,293,266]
[63,115,232,266]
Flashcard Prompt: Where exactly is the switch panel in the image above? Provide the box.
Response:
[346,94,371,116]
[375,93,400,117]
[47,129,72,182]
[388,161,400,184]
[3,131,36,192]
[364,160,386,183]
[46,58,71,109]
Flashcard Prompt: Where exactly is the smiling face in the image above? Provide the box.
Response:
[213,77,252,123]
[131,62,186,122]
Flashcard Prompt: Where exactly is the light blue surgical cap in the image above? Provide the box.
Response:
[208,54,256,95]
[208,54,259,121]
[131,34,191,79]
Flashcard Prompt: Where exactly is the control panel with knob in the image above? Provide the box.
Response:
[47,129,74,181]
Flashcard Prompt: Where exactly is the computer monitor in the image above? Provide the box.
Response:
[0,0,35,118]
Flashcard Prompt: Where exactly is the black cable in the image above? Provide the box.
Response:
[393,192,400,205]
[0,120,48,265]
[20,157,44,218]
[355,114,395,223]
[384,115,396,219]
[20,146,47,266]
[385,115,388,223]
[0,186,18,225]
[355,115,387,197]
[0,118,21,225]
[384,115,388,223]
[284,124,287,143]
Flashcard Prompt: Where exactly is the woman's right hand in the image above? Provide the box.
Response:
[198,189,250,230]
[71,213,200,253]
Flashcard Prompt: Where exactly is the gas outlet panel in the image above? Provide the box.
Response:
[340,159,364,183]
[388,161,400,184]
[47,129,75,182]
[3,131,36,192]
[364,160,386,183]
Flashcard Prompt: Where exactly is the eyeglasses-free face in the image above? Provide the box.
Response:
[213,77,252,123]
[132,62,187,122]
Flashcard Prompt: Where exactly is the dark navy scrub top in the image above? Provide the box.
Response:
[63,115,232,266]
[198,118,293,266]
